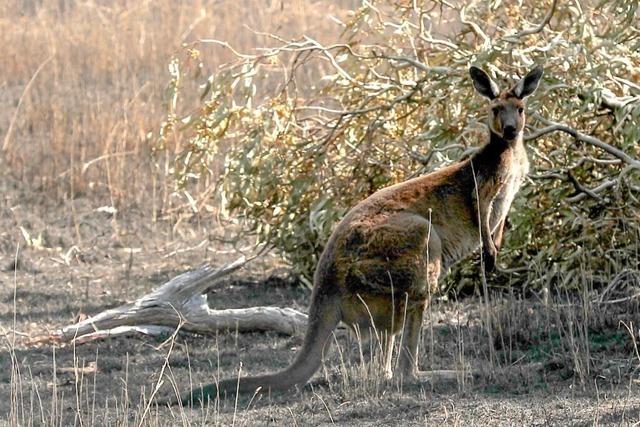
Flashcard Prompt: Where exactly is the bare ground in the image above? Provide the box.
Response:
[1,170,640,426]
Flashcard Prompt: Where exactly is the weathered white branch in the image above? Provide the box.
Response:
[600,89,639,111]
[54,256,309,344]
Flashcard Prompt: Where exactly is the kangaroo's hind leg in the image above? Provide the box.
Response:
[397,231,442,380]
[397,300,427,379]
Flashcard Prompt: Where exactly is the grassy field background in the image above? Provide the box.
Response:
[1,1,640,425]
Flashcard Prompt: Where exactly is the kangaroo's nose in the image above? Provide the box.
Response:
[503,125,516,139]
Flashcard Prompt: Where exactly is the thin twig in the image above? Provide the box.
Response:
[380,55,454,74]
[597,292,640,305]
[511,0,558,39]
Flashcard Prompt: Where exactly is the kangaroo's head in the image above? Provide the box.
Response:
[469,65,543,142]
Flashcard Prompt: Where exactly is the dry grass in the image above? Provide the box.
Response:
[4,259,640,425]
[0,0,356,210]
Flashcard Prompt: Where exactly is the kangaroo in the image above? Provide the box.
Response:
[180,65,543,405]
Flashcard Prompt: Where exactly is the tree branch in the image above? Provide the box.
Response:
[567,171,602,201]
[525,114,640,170]
[567,179,617,203]
[52,257,310,344]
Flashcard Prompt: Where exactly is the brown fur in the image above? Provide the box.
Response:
[180,65,543,405]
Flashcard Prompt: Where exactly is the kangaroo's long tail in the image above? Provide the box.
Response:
[178,292,342,406]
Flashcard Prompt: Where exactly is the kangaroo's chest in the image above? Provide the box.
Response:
[489,154,529,229]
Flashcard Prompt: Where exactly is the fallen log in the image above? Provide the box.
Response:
[53,256,309,344]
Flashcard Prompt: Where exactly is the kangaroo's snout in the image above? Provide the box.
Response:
[503,124,517,140]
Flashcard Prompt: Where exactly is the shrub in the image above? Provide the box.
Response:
[156,0,640,291]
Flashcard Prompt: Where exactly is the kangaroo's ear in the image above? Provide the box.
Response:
[512,65,543,99]
[469,66,500,100]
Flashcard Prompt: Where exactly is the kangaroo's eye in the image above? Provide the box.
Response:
[492,107,501,114]
[518,107,524,114]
